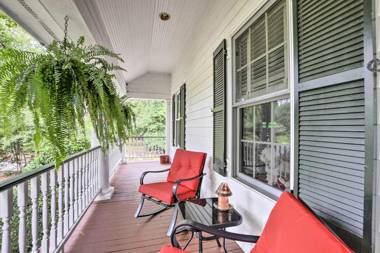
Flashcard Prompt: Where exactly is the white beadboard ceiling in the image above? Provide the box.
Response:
[92,0,212,82]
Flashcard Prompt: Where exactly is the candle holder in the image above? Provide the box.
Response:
[215,182,232,211]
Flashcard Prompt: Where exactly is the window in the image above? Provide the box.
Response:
[235,0,287,102]
[233,0,289,195]
[172,84,186,148]
[238,99,290,191]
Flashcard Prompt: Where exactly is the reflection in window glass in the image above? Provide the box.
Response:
[242,107,254,140]
[255,103,271,142]
[255,143,271,182]
[238,99,290,192]
[273,99,290,144]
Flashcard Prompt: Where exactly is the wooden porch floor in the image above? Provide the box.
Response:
[64,161,244,253]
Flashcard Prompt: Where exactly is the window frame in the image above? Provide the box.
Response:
[172,84,185,149]
[232,0,290,199]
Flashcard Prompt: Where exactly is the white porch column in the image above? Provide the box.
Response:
[0,189,13,253]
[95,149,114,201]
[166,99,171,158]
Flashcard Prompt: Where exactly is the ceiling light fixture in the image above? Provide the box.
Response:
[159,12,170,21]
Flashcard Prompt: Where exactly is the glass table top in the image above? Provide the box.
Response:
[178,198,242,229]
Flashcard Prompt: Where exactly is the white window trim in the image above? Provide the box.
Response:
[231,0,292,199]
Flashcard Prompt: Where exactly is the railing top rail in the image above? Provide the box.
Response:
[0,146,101,192]
[127,136,165,138]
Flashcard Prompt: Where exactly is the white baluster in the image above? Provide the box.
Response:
[17,183,27,253]
[41,172,50,252]
[87,152,92,200]
[80,156,83,209]
[31,177,39,253]
[74,157,79,219]
[90,151,94,198]
[95,149,99,192]
[69,160,74,228]
[0,189,13,253]
[63,163,69,235]
[50,169,57,251]
[85,153,89,205]
[57,166,64,242]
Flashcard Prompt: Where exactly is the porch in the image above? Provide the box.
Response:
[0,0,379,252]
[64,161,243,253]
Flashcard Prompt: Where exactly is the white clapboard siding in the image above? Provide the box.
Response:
[169,0,281,251]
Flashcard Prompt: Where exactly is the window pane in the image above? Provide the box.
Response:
[235,30,249,101]
[236,31,248,68]
[241,106,253,140]
[273,99,290,144]
[240,141,254,177]
[254,143,271,183]
[233,0,287,103]
[273,144,290,191]
[255,103,271,142]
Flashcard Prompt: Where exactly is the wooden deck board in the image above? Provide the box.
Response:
[64,161,244,253]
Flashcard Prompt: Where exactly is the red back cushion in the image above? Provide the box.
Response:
[251,192,353,253]
[167,149,207,191]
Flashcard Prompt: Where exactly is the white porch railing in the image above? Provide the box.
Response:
[0,146,110,253]
[125,136,165,160]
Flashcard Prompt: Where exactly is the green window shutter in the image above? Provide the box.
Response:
[179,84,186,149]
[172,94,175,146]
[213,40,227,176]
[298,0,364,82]
[294,0,375,251]
[299,80,365,237]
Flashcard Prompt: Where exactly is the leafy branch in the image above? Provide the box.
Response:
[0,17,134,167]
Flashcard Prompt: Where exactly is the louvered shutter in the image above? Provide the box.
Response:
[172,94,175,146]
[179,84,186,149]
[294,0,375,251]
[213,40,227,176]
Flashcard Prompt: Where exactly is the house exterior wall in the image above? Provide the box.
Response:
[169,0,286,251]
[375,0,380,251]
[171,0,379,251]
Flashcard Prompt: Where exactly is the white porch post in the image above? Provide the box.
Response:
[0,189,13,253]
[166,99,171,157]
[95,149,114,201]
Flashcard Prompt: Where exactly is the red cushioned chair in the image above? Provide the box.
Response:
[160,192,354,253]
[135,149,207,236]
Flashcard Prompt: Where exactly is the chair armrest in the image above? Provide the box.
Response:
[172,173,206,201]
[171,220,259,248]
[140,168,170,185]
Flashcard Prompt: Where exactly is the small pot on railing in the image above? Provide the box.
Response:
[160,155,170,164]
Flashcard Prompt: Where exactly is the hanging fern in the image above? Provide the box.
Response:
[0,17,134,167]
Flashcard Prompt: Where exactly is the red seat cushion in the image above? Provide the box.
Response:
[167,149,207,191]
[159,245,190,253]
[139,182,197,204]
[251,192,353,253]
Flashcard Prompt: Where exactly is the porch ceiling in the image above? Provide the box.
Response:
[77,0,212,82]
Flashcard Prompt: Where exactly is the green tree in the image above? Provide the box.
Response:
[0,10,44,52]
[128,99,166,137]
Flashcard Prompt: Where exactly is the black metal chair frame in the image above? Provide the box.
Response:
[134,168,206,236]
[169,220,259,253]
